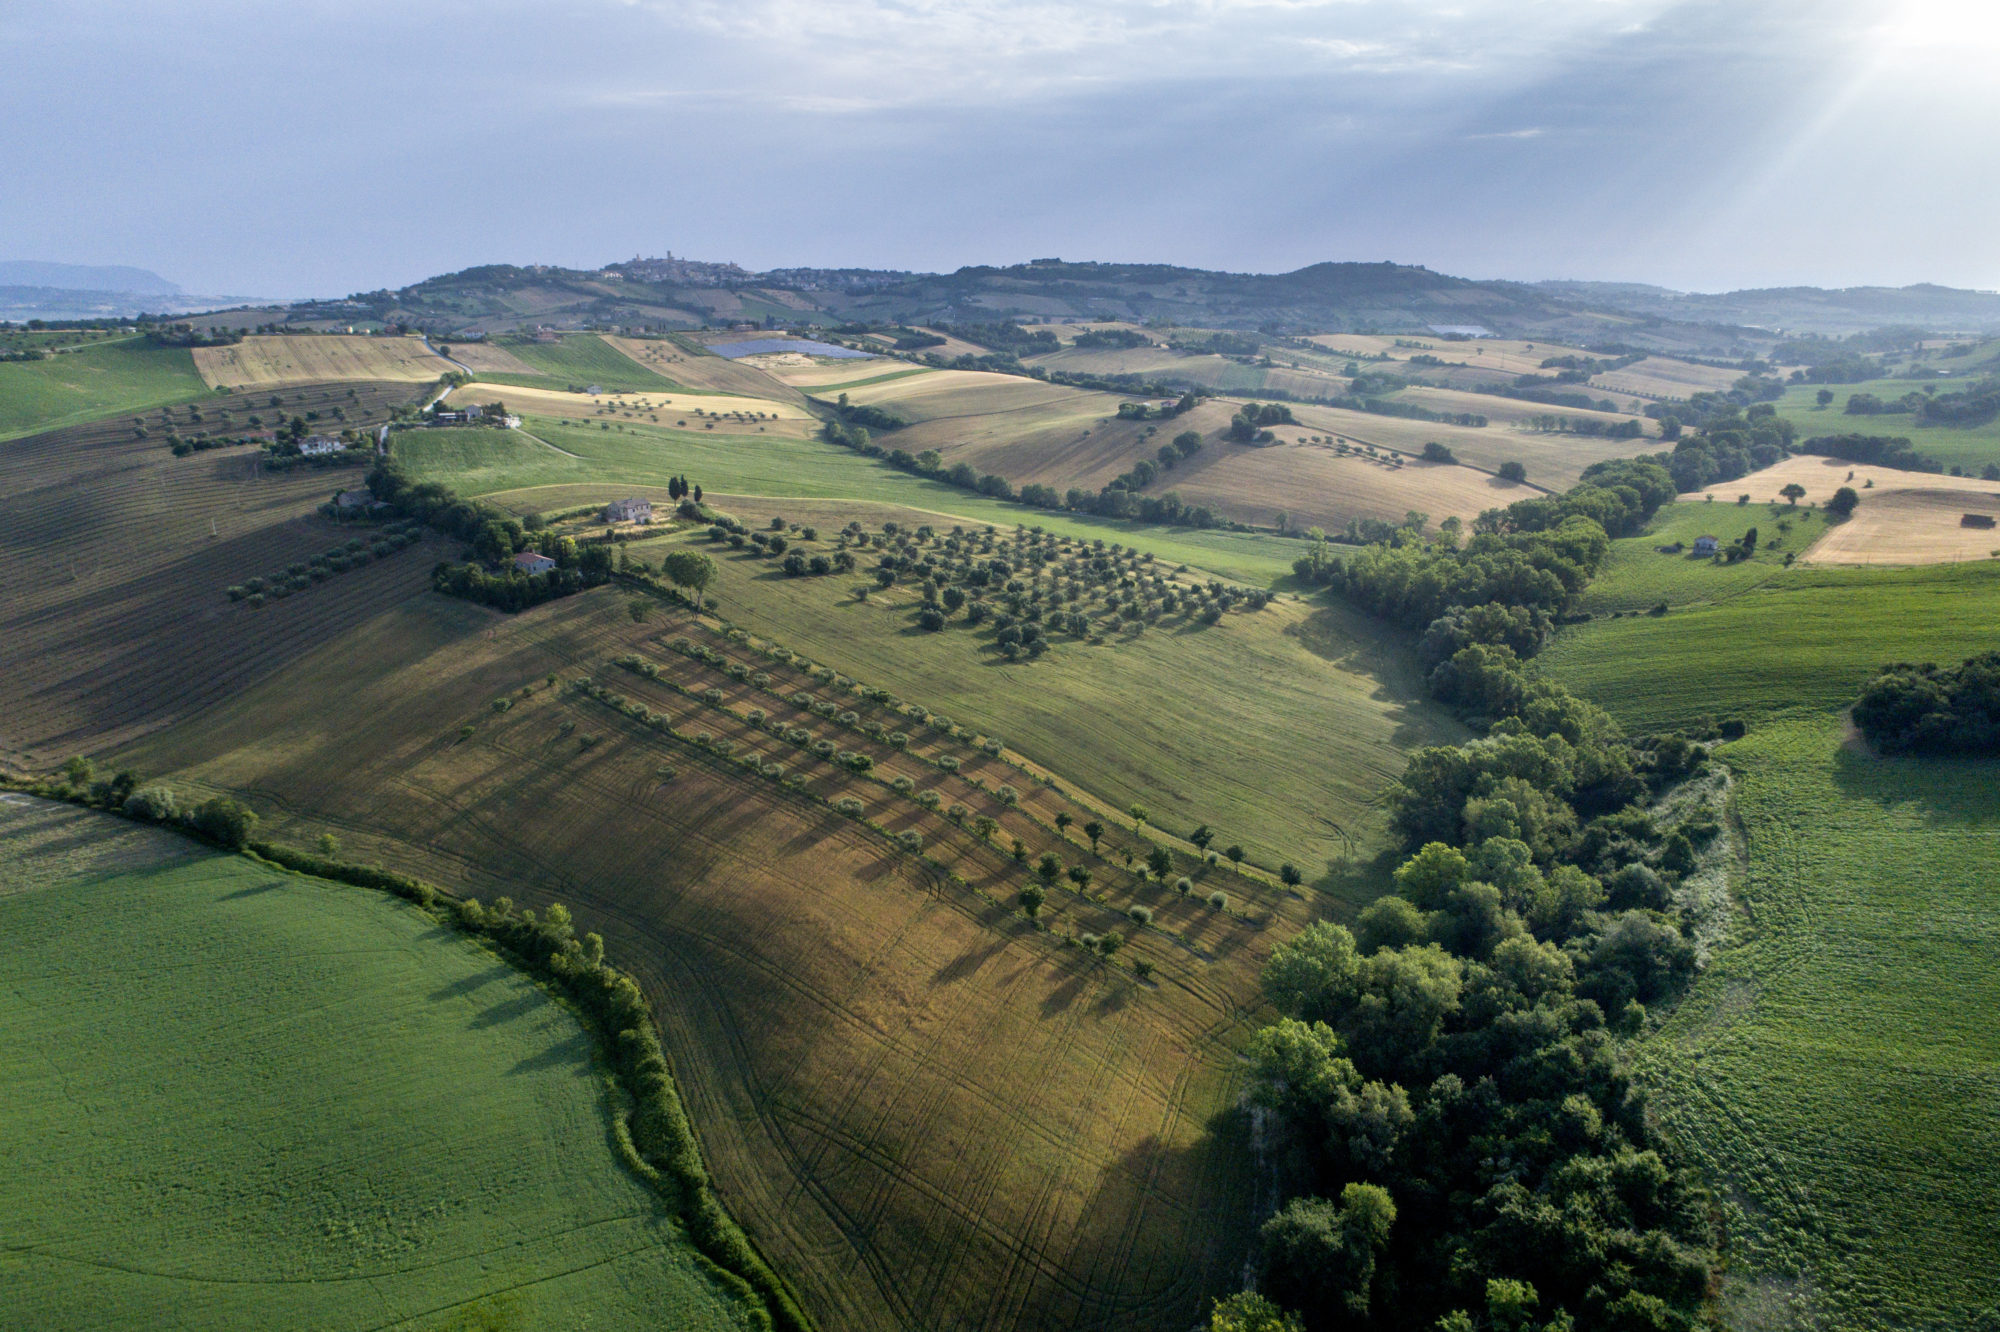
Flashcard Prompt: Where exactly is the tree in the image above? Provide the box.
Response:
[1280,863,1303,887]
[63,755,93,787]
[1190,823,1215,851]
[1146,845,1173,880]
[192,795,258,850]
[1422,441,1456,464]
[1226,844,1245,864]
[1055,811,1074,835]
[1037,852,1063,884]
[660,550,716,608]
[1020,883,1046,917]
[1827,485,1860,517]
[1084,819,1105,852]
[1208,1293,1304,1332]
[1816,388,1835,407]
[1779,482,1807,506]
[1068,864,1093,890]
[1497,460,1527,483]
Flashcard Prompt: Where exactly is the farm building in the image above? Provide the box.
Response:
[604,498,653,524]
[297,434,346,456]
[335,489,380,510]
[1693,535,1720,556]
[512,551,557,576]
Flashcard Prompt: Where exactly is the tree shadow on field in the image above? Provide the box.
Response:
[1829,739,2000,828]
[219,878,287,901]
[934,935,1009,986]
[1012,1105,1256,1331]
[431,963,512,1002]
[509,1030,591,1076]
[1039,965,1094,1016]
[469,991,543,1029]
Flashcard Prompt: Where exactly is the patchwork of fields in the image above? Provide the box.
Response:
[117,588,1327,1331]
[0,797,757,1332]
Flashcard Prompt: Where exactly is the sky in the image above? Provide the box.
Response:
[4,0,1997,298]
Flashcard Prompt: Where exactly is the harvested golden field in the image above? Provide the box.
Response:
[439,340,539,375]
[0,383,436,767]
[192,334,451,388]
[1166,443,1518,530]
[118,588,1320,1332]
[1685,454,2000,507]
[1804,488,2000,565]
[1591,357,1742,400]
[606,336,812,403]
[445,378,812,424]
[837,367,1101,423]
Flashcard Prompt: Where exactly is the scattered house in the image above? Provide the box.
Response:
[604,497,653,525]
[335,488,383,511]
[1692,535,1720,556]
[512,551,558,576]
[499,414,521,429]
[432,408,469,425]
[584,384,604,396]
[297,434,346,456]
[1961,513,1997,529]
[533,329,561,344]
[462,403,485,421]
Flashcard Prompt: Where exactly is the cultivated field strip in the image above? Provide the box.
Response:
[0,382,430,763]
[192,334,452,388]
[120,590,1295,1331]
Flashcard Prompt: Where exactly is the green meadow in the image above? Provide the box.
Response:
[1578,501,1832,614]
[0,336,214,439]
[1773,378,2000,474]
[395,416,1307,583]
[1537,511,2000,1330]
[0,799,756,1332]
[482,334,685,393]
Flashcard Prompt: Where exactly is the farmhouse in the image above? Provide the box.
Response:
[512,551,557,576]
[604,497,653,524]
[297,434,346,456]
[1693,535,1720,556]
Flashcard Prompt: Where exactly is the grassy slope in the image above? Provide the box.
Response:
[395,419,1307,584]
[0,337,213,439]
[629,527,1463,877]
[1578,502,1832,614]
[0,798,754,1332]
[1536,519,2000,1330]
[482,335,685,393]
[1773,380,2000,474]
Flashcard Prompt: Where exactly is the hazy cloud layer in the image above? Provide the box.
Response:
[2,0,1994,295]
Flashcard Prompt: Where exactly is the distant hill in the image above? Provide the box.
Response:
[1534,279,2000,336]
[0,261,181,296]
[234,254,2000,349]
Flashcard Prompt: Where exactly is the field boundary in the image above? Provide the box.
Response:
[2,776,815,1332]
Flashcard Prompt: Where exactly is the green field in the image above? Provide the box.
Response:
[1537,512,2000,1329]
[396,417,1309,583]
[1578,501,1832,614]
[1773,379,2000,474]
[625,526,1464,879]
[0,336,214,439]
[0,798,756,1332]
[482,335,684,393]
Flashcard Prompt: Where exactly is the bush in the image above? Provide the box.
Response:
[1175,876,1193,895]
[996,785,1020,806]
[1128,905,1153,925]
[835,796,865,816]
[897,830,924,853]
[1206,890,1229,910]
[191,795,258,850]
[123,786,179,823]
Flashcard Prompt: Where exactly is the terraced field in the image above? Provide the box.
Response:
[0,797,758,1332]
[0,381,433,766]
[116,587,1343,1332]
[1535,546,2000,1330]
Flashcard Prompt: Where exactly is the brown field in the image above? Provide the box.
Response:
[837,368,1099,423]
[440,340,539,375]
[192,335,452,388]
[1805,489,2000,565]
[116,588,1315,1332]
[754,357,908,389]
[0,381,436,767]
[1685,455,2000,566]
[445,379,812,425]
[1591,358,1742,400]
[606,336,812,404]
[1165,443,1523,530]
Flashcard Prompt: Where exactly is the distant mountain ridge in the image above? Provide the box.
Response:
[1532,279,2000,336]
[0,261,181,295]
